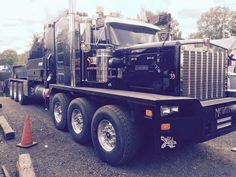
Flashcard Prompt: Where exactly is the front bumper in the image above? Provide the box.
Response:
[153,97,236,150]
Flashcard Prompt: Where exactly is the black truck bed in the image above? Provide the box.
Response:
[50,84,202,104]
[51,85,236,102]
[50,84,236,108]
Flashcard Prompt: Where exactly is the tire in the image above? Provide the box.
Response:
[13,82,18,102]
[67,98,96,144]
[9,82,14,99]
[18,83,27,105]
[91,105,139,165]
[3,79,9,96]
[50,93,70,130]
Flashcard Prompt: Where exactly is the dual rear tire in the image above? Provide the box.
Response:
[91,105,139,165]
[13,82,18,102]
[51,94,96,144]
[9,81,27,104]
[9,82,14,99]
[67,98,96,144]
[18,83,27,105]
[50,93,70,131]
[50,93,139,165]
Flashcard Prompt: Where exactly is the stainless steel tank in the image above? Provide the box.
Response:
[96,49,112,83]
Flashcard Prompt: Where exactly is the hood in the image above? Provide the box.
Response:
[115,38,228,54]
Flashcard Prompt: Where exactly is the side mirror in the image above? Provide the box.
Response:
[81,22,91,53]
[229,54,236,61]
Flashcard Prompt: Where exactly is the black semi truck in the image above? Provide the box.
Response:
[9,10,236,165]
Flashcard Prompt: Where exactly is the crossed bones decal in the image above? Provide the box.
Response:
[161,136,177,149]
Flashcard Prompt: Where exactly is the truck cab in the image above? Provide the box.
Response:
[9,10,236,166]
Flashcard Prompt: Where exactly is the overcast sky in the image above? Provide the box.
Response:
[0,0,236,53]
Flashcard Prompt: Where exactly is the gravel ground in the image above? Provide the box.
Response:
[0,97,236,177]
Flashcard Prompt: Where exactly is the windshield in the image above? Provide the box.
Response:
[109,23,159,47]
[0,65,11,72]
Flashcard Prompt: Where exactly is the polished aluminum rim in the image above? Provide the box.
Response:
[54,102,62,123]
[97,120,116,152]
[71,109,83,134]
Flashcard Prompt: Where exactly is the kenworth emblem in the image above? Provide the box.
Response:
[215,105,236,118]
[161,136,177,149]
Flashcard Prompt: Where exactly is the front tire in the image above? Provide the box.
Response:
[67,98,96,144]
[91,105,139,165]
[50,93,70,130]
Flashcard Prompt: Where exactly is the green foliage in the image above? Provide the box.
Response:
[229,11,236,36]
[0,49,18,65]
[108,11,123,18]
[0,49,28,66]
[188,32,204,39]
[16,52,28,65]
[197,6,232,39]
[0,33,38,66]
[171,19,182,40]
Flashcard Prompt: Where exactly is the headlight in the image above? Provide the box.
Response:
[171,106,179,113]
[160,106,179,117]
[160,106,171,117]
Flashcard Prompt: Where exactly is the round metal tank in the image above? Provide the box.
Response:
[34,85,48,99]
[96,49,112,83]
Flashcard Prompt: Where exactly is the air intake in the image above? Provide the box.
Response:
[180,44,227,100]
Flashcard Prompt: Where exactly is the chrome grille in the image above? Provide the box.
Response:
[217,116,232,130]
[181,45,226,100]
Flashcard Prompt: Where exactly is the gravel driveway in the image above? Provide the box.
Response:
[0,97,236,177]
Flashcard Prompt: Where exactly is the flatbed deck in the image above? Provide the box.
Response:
[51,84,236,107]
[50,84,194,104]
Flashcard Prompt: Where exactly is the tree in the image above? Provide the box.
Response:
[108,11,122,18]
[17,52,28,65]
[197,6,232,39]
[171,19,182,40]
[138,9,182,40]
[188,32,204,39]
[0,49,18,65]
[229,11,236,36]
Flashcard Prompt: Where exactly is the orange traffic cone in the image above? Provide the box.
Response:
[17,115,38,148]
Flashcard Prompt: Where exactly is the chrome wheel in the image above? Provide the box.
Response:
[54,102,62,123]
[97,120,116,152]
[71,109,83,134]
